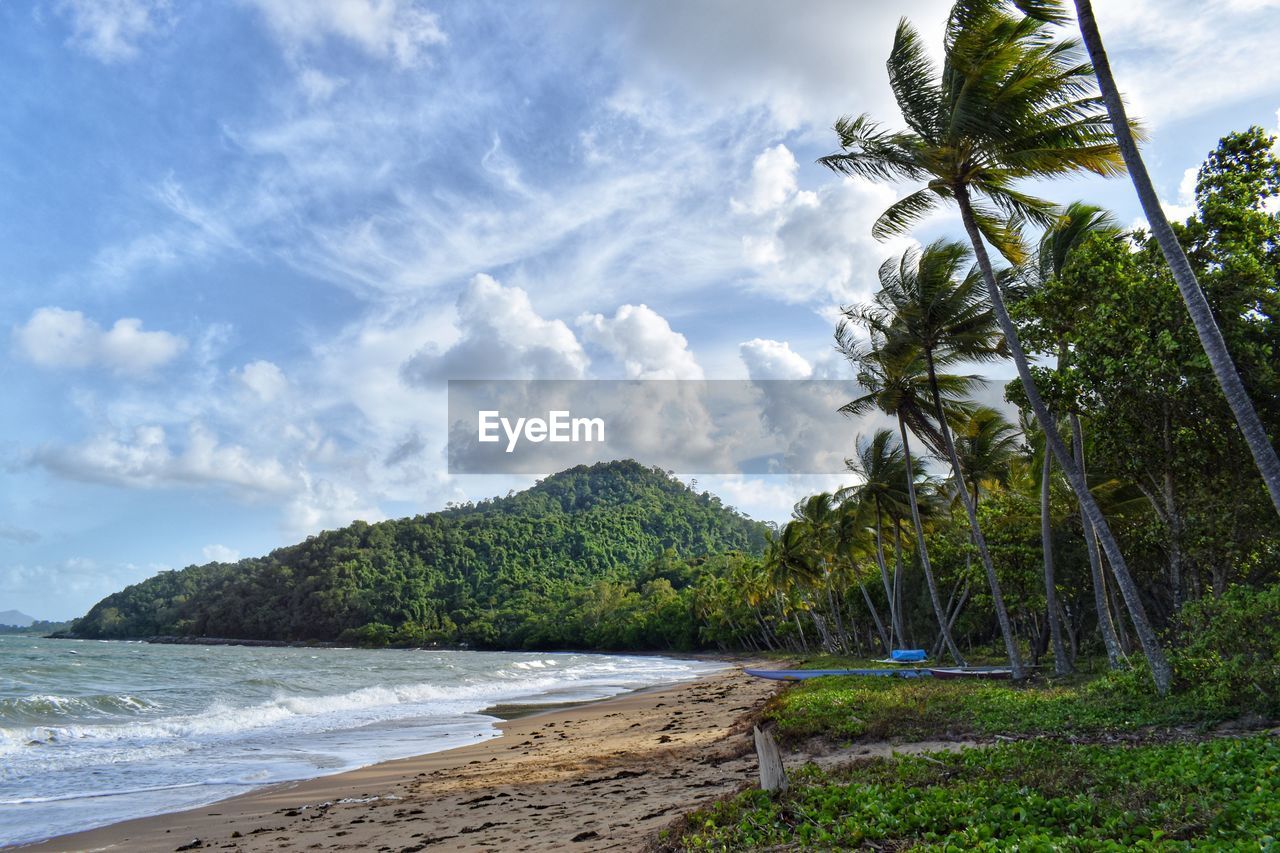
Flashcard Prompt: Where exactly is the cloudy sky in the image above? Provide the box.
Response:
[2,0,1277,619]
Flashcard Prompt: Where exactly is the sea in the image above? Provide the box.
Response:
[0,635,724,846]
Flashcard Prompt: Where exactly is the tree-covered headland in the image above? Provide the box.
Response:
[69,461,768,651]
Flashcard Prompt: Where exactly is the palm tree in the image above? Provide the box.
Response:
[793,493,851,653]
[837,338,970,665]
[833,492,893,654]
[843,429,913,646]
[1043,0,1280,519]
[859,240,1026,678]
[818,0,1171,693]
[1025,202,1125,667]
[1020,413,1072,675]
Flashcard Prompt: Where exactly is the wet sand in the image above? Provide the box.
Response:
[22,666,781,852]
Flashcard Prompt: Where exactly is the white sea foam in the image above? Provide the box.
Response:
[0,640,723,847]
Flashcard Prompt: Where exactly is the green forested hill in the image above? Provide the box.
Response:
[70,461,769,650]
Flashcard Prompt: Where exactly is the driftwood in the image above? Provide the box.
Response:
[752,725,788,793]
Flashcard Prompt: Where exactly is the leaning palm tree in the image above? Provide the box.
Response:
[1018,0,1280,519]
[860,240,1025,678]
[793,493,851,653]
[843,429,914,647]
[818,0,1171,692]
[833,493,893,654]
[837,337,970,665]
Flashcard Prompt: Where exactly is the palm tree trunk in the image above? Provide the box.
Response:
[921,350,1022,677]
[1042,441,1071,676]
[897,414,966,664]
[956,185,1171,694]
[1071,413,1124,668]
[857,572,891,653]
[873,499,905,645]
[1073,0,1280,520]
[824,576,849,653]
[892,520,907,644]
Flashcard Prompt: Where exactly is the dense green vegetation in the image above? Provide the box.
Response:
[686,7,1280,697]
[69,461,768,650]
[663,736,1279,851]
[663,1,1280,848]
[768,583,1280,744]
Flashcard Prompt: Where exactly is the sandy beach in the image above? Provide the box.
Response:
[21,664,781,852]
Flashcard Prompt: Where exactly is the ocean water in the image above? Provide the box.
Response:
[0,636,723,846]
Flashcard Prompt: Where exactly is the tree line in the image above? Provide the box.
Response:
[690,0,1279,693]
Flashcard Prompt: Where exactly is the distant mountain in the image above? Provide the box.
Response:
[69,461,770,649]
[0,610,35,627]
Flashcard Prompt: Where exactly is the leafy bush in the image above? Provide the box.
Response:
[1169,583,1280,718]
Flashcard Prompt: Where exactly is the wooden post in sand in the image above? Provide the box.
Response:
[752,725,787,793]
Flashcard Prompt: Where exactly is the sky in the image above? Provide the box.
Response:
[1,0,1278,620]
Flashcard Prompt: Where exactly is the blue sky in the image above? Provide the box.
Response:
[2,0,1278,620]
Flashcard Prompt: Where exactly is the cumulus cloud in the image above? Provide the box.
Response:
[284,474,384,534]
[402,274,589,384]
[577,304,703,379]
[733,146,920,306]
[731,145,812,215]
[234,360,288,402]
[54,0,171,63]
[242,0,446,67]
[739,338,813,380]
[33,423,294,494]
[202,543,240,563]
[13,307,186,375]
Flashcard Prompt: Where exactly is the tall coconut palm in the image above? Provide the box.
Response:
[837,337,971,665]
[843,429,914,646]
[1031,0,1280,519]
[818,0,1171,692]
[860,241,1026,677]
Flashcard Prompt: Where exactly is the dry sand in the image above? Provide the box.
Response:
[21,665,783,852]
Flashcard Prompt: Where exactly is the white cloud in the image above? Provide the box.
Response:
[55,0,171,63]
[731,144,811,215]
[202,544,240,563]
[284,474,384,534]
[736,166,920,307]
[234,360,288,402]
[577,304,703,380]
[1160,165,1200,223]
[298,67,343,102]
[739,338,813,380]
[242,0,446,67]
[13,307,186,375]
[34,423,295,495]
[1091,0,1280,126]
[599,0,951,133]
[402,274,589,384]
